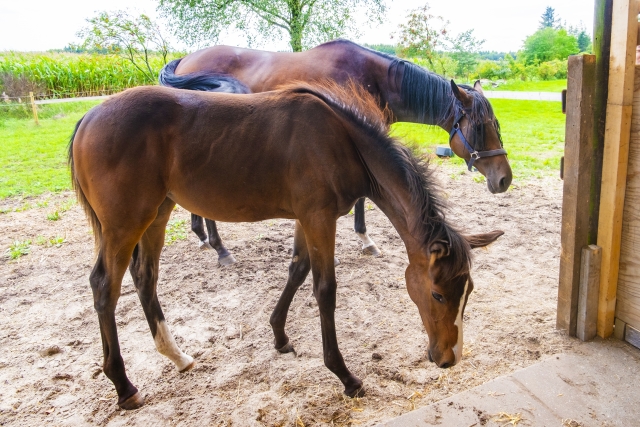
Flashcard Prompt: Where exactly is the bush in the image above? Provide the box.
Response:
[537,59,568,80]
[476,60,512,80]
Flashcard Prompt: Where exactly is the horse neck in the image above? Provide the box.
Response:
[380,60,456,129]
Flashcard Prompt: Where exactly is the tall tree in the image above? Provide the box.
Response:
[521,27,579,64]
[78,10,172,80]
[539,6,560,30]
[447,29,485,79]
[395,3,449,69]
[157,0,387,52]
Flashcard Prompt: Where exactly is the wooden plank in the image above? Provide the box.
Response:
[596,0,638,339]
[616,66,640,333]
[557,55,596,335]
[625,324,640,349]
[589,0,613,243]
[577,245,602,341]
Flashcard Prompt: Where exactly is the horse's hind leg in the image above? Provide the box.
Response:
[353,198,381,256]
[204,218,236,266]
[191,213,213,249]
[270,220,311,353]
[131,198,194,372]
[91,230,145,409]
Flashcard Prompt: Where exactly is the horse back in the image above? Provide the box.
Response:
[72,86,368,223]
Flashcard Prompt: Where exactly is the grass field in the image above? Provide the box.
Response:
[0,98,565,200]
[492,79,567,92]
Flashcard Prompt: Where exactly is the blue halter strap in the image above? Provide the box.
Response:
[448,109,507,171]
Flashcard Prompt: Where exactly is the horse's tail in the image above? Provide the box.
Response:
[68,116,102,252]
[159,58,251,94]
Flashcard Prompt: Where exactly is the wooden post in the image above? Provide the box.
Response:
[596,0,638,338]
[577,245,602,341]
[29,91,39,125]
[590,0,613,243]
[557,55,596,335]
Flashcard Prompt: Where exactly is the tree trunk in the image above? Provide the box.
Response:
[288,0,303,52]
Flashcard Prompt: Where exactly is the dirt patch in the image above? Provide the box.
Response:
[0,167,577,426]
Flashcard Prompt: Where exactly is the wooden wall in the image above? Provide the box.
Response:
[616,66,640,332]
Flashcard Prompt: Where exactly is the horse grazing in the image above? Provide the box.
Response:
[68,82,503,409]
[159,39,510,264]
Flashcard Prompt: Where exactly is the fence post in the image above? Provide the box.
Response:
[29,92,39,125]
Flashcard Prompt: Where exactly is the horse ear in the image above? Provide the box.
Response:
[451,80,463,101]
[429,240,450,263]
[464,230,504,249]
[473,80,484,95]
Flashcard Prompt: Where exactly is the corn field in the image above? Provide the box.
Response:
[0,52,182,99]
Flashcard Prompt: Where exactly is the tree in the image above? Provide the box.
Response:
[78,10,172,81]
[521,27,579,64]
[395,3,448,69]
[568,24,592,53]
[157,0,387,52]
[539,6,560,30]
[447,29,485,79]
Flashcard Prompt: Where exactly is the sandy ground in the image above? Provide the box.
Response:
[0,166,578,426]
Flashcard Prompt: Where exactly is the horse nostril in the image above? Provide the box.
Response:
[499,177,507,190]
[439,361,452,369]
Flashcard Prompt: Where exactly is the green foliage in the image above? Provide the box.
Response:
[364,44,397,55]
[521,28,579,64]
[77,10,172,81]
[158,0,386,52]
[0,100,100,199]
[493,79,567,92]
[0,52,178,98]
[448,29,484,78]
[165,219,188,245]
[475,59,511,80]
[537,59,568,80]
[8,240,31,259]
[396,3,448,68]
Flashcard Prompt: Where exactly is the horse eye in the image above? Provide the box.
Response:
[432,291,445,303]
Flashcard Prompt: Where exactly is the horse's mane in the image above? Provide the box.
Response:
[278,81,472,278]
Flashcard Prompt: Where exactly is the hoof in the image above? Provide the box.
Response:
[362,244,381,257]
[345,384,365,398]
[118,391,145,410]
[199,240,213,250]
[275,340,296,354]
[178,357,196,373]
[334,256,340,266]
[218,253,236,266]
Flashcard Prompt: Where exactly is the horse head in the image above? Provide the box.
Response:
[404,230,504,368]
[449,80,512,194]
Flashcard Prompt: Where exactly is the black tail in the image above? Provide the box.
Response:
[159,58,251,94]
[68,116,102,252]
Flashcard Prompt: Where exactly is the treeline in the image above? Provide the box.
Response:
[369,6,589,83]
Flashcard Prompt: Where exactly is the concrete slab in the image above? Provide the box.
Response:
[377,339,640,427]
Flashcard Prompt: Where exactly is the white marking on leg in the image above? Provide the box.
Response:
[357,232,376,249]
[199,240,213,250]
[452,280,469,364]
[154,320,194,371]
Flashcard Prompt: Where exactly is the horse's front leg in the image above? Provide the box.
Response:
[203,218,236,266]
[270,220,311,353]
[304,218,364,397]
[353,198,381,256]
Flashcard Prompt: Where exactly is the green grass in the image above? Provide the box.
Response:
[165,219,188,245]
[0,98,564,201]
[392,99,565,181]
[0,100,100,198]
[493,79,567,92]
[7,240,31,259]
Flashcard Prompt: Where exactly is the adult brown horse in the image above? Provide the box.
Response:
[69,82,503,409]
[159,39,511,264]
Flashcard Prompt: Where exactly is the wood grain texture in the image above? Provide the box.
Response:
[558,55,596,335]
[577,245,602,342]
[596,0,638,338]
[617,85,640,330]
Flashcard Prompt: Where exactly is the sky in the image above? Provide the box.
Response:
[0,0,594,53]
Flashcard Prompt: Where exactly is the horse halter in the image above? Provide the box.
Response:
[448,109,507,171]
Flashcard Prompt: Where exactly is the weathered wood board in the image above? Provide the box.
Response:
[616,66,640,334]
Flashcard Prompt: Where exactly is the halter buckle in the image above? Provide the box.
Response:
[470,151,480,160]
